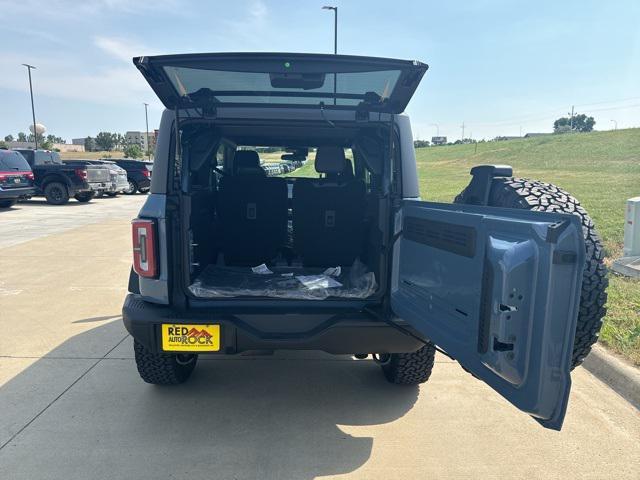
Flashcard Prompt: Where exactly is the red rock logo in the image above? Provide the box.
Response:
[166,326,214,345]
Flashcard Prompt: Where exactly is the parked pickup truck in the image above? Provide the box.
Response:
[13,149,105,205]
[61,159,122,197]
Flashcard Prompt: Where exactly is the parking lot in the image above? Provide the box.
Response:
[0,196,639,480]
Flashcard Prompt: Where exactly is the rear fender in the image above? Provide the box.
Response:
[137,193,170,304]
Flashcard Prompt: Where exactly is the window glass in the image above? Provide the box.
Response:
[0,152,30,170]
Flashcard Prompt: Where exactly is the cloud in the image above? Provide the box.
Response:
[0,52,161,109]
[0,0,181,19]
[94,36,156,63]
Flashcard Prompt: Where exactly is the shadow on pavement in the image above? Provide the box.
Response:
[0,320,420,479]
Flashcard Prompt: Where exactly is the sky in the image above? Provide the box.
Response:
[1,0,639,142]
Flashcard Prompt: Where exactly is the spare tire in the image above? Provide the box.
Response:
[455,177,608,369]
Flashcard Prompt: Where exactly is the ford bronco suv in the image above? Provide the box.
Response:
[123,53,607,430]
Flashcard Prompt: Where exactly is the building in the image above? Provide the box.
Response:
[431,136,447,145]
[126,131,157,153]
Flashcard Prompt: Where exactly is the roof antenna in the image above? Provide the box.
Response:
[319,102,336,128]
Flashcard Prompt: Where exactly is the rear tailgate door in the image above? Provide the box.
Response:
[391,201,585,430]
[134,52,427,114]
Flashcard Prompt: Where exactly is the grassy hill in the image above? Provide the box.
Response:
[417,129,640,259]
[289,129,640,362]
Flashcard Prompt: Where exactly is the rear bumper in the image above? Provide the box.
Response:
[122,293,424,355]
[88,182,109,192]
[0,186,36,199]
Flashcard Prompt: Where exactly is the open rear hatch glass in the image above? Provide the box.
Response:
[134,52,427,113]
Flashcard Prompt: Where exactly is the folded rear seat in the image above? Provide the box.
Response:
[293,147,366,267]
[219,150,287,265]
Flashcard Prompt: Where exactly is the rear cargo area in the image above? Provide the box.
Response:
[180,122,392,301]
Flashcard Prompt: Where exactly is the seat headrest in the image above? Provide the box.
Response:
[315,146,346,174]
[233,150,265,176]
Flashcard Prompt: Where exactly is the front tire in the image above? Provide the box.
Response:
[74,191,95,203]
[377,343,437,385]
[44,182,70,205]
[456,177,608,369]
[134,340,197,385]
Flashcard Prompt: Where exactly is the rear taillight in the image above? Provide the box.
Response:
[75,168,87,180]
[141,169,151,177]
[132,218,158,278]
[0,171,31,181]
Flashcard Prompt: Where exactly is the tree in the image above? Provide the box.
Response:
[46,134,65,144]
[554,113,595,133]
[0,141,7,149]
[413,139,430,148]
[84,136,97,152]
[95,131,115,151]
[113,133,125,150]
[4,134,14,142]
[17,132,27,142]
[27,133,45,144]
[123,144,143,159]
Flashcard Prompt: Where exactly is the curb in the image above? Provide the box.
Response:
[581,344,640,410]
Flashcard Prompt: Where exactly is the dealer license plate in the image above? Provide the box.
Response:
[161,324,221,352]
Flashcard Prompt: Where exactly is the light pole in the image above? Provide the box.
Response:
[322,6,337,54]
[430,123,440,136]
[322,6,338,106]
[143,102,150,160]
[22,64,38,149]
[610,119,617,130]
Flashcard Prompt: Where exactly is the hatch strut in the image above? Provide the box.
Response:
[318,102,336,128]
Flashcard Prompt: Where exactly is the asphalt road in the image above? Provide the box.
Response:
[0,195,639,480]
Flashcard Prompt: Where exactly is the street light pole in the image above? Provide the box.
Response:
[22,64,38,150]
[322,6,338,106]
[143,102,150,160]
[322,6,337,54]
[610,119,618,131]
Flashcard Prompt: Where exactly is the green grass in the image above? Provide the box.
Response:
[417,129,640,364]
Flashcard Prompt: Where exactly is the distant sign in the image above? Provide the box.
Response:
[431,136,447,145]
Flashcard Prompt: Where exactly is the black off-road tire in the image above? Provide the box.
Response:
[43,182,70,205]
[0,199,17,208]
[379,343,437,385]
[74,191,95,203]
[106,192,118,197]
[134,340,197,385]
[455,177,608,369]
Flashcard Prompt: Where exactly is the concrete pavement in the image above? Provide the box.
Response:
[1,196,639,480]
